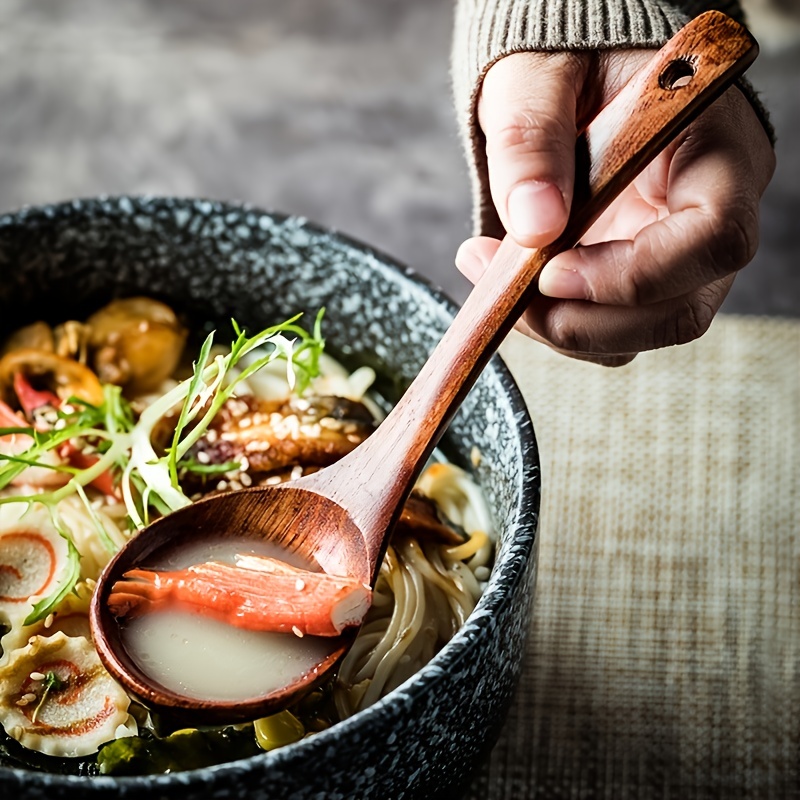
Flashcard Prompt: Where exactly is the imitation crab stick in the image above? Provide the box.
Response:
[107,555,372,637]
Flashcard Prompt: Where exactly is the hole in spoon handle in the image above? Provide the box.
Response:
[659,58,696,90]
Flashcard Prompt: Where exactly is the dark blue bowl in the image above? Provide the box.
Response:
[0,196,540,800]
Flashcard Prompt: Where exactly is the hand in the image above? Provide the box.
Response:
[455,50,775,365]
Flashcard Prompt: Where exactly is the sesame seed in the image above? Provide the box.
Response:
[290,466,303,481]
[295,579,305,591]
[291,626,304,638]
[319,417,343,431]
[240,472,252,487]
[216,481,228,492]
[44,614,55,629]
[29,672,45,681]
[196,451,210,464]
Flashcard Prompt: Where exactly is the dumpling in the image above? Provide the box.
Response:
[0,631,135,757]
[0,584,91,658]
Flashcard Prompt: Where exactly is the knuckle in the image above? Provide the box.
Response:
[672,292,717,346]
[487,109,573,161]
[624,237,664,305]
[545,309,594,355]
[717,208,759,269]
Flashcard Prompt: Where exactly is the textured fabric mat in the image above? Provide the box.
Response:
[467,315,799,800]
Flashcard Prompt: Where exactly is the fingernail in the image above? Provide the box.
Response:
[507,181,566,241]
[538,263,587,299]
[455,243,489,284]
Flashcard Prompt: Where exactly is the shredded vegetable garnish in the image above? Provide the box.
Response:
[121,311,324,528]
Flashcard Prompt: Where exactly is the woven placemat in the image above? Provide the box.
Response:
[467,314,799,800]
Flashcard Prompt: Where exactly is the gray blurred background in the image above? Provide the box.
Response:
[0,0,797,793]
[0,0,797,314]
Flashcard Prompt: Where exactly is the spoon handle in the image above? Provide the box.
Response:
[305,10,758,567]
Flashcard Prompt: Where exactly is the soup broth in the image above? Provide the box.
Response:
[122,610,335,702]
[119,536,337,702]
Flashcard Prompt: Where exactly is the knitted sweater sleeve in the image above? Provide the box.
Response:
[452,0,774,238]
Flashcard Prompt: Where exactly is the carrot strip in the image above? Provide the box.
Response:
[62,447,119,498]
[109,556,372,637]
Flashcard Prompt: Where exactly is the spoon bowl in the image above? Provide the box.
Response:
[90,10,758,724]
[90,487,362,723]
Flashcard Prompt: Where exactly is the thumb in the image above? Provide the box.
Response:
[478,52,587,248]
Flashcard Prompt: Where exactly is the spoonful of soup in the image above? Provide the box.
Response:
[90,11,758,725]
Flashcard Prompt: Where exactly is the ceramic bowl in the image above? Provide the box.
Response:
[0,196,540,800]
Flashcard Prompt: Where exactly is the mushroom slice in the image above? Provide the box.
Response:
[0,348,104,408]
[1,322,55,357]
[86,297,187,395]
[0,505,72,629]
[397,492,467,546]
[0,632,134,757]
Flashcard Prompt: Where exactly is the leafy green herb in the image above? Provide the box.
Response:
[30,670,68,724]
[74,483,118,555]
[22,506,82,626]
[177,458,242,476]
[0,390,132,624]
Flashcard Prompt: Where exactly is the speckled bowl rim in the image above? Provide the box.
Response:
[0,195,540,790]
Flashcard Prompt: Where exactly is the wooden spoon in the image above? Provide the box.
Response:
[90,11,758,725]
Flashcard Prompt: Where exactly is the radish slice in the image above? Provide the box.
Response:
[0,505,71,628]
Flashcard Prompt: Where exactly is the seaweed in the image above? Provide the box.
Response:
[96,727,261,776]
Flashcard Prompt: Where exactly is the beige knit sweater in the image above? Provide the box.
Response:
[452,0,773,238]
